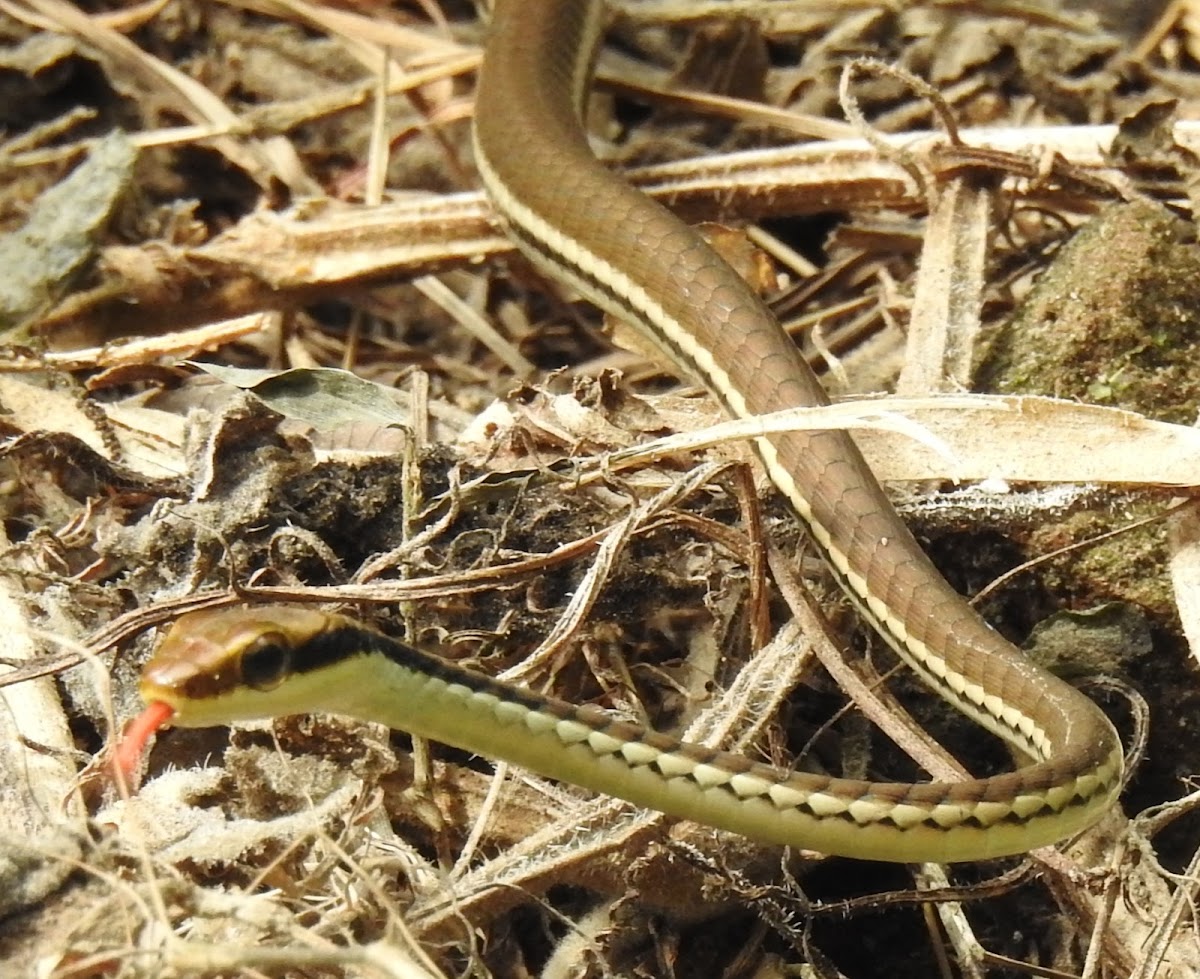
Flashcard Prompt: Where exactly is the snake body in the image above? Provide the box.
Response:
[135,0,1122,862]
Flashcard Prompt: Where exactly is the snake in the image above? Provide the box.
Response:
[127,0,1123,863]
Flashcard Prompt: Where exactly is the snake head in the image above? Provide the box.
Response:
[137,605,335,727]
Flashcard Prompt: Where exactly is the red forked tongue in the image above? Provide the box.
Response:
[112,701,175,792]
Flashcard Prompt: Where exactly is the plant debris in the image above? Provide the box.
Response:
[1,1,1198,977]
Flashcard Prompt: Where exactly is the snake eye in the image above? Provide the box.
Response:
[239,631,292,692]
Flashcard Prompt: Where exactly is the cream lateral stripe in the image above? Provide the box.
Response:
[140,608,1124,863]
[472,144,754,426]
[138,0,1124,865]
